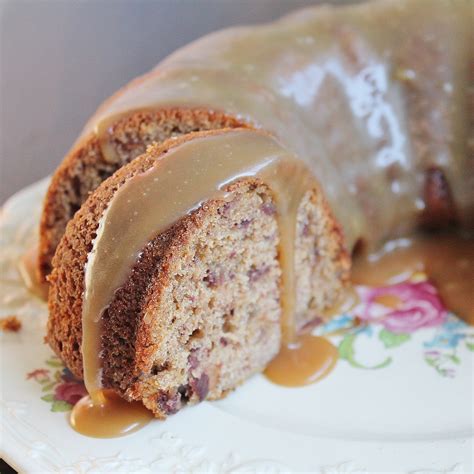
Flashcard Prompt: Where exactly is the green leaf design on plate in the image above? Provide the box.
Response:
[466,342,474,352]
[51,400,72,412]
[41,394,55,402]
[46,358,64,368]
[379,329,410,348]
[339,333,392,369]
[424,357,437,367]
[449,354,461,364]
[339,333,357,361]
[42,381,57,392]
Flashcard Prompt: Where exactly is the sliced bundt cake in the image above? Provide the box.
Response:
[40,0,474,426]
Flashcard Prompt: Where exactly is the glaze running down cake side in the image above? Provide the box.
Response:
[40,0,473,429]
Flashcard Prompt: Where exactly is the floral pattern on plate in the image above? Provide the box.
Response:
[27,356,86,412]
[318,274,474,375]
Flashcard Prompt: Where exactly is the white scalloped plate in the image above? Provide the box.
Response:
[1,179,473,473]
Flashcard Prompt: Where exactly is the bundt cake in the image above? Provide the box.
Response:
[40,0,473,427]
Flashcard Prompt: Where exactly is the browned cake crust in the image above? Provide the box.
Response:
[47,129,350,418]
[39,109,248,281]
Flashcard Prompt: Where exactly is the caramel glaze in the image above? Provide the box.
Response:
[70,390,152,438]
[352,233,474,325]
[66,0,473,436]
[264,335,338,387]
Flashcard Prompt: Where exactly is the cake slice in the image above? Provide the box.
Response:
[46,129,349,418]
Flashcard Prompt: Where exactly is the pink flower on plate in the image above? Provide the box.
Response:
[26,369,50,381]
[54,382,87,405]
[357,281,447,334]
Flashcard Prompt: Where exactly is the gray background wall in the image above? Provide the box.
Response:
[0,0,352,203]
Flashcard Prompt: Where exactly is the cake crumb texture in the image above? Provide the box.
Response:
[0,315,22,332]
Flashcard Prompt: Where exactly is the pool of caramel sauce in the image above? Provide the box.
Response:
[351,233,474,325]
[264,334,339,387]
[70,390,152,438]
